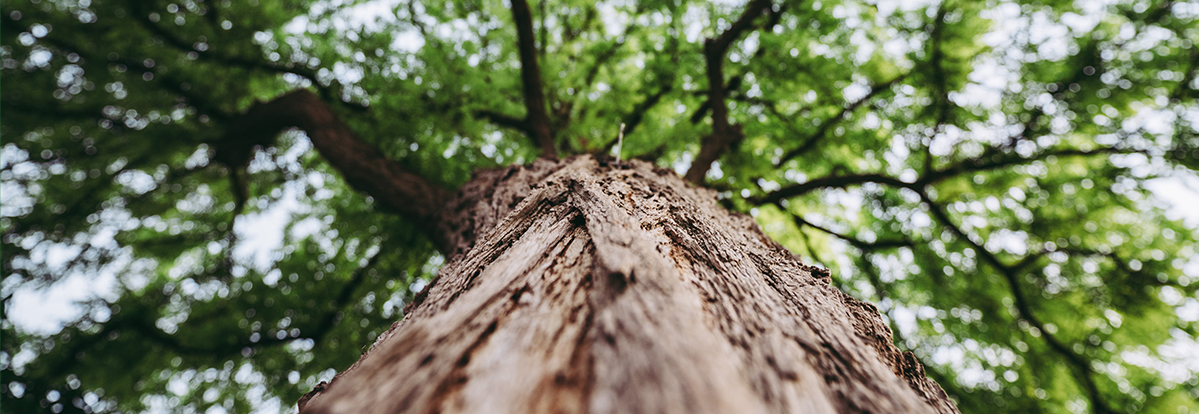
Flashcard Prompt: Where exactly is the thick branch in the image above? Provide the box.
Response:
[216,89,453,253]
[688,6,784,125]
[475,109,530,133]
[684,0,773,183]
[511,0,557,158]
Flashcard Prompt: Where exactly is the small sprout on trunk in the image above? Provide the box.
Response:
[616,123,626,162]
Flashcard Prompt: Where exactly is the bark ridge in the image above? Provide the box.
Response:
[300,155,959,414]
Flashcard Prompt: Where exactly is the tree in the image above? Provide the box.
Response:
[1,0,1196,413]
[297,154,959,413]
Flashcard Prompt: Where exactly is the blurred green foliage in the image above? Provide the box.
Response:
[1,0,1196,413]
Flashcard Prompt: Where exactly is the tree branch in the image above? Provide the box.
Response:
[215,89,454,253]
[511,0,556,158]
[790,213,913,251]
[1170,46,1198,102]
[684,0,773,183]
[1,99,110,120]
[927,5,951,127]
[688,76,741,125]
[553,26,640,152]
[125,1,366,112]
[914,189,1114,414]
[776,75,906,165]
[0,15,231,122]
[755,173,918,205]
[475,109,530,133]
[599,80,675,156]
[297,250,382,344]
[756,145,1143,205]
[688,5,785,125]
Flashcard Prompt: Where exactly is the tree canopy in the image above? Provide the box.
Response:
[2,0,1197,413]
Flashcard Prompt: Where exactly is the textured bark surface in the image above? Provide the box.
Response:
[299,155,959,414]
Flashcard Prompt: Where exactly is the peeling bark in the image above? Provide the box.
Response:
[299,155,958,414]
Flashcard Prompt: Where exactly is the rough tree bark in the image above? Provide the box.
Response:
[296,155,959,414]
[214,4,959,407]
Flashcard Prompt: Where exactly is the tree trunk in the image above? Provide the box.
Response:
[298,155,959,414]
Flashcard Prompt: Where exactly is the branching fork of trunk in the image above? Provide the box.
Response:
[216,89,453,253]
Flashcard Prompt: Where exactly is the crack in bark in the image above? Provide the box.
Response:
[426,320,500,412]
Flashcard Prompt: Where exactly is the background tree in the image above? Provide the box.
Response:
[1,0,1196,413]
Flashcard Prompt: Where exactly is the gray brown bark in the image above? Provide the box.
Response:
[298,155,958,414]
